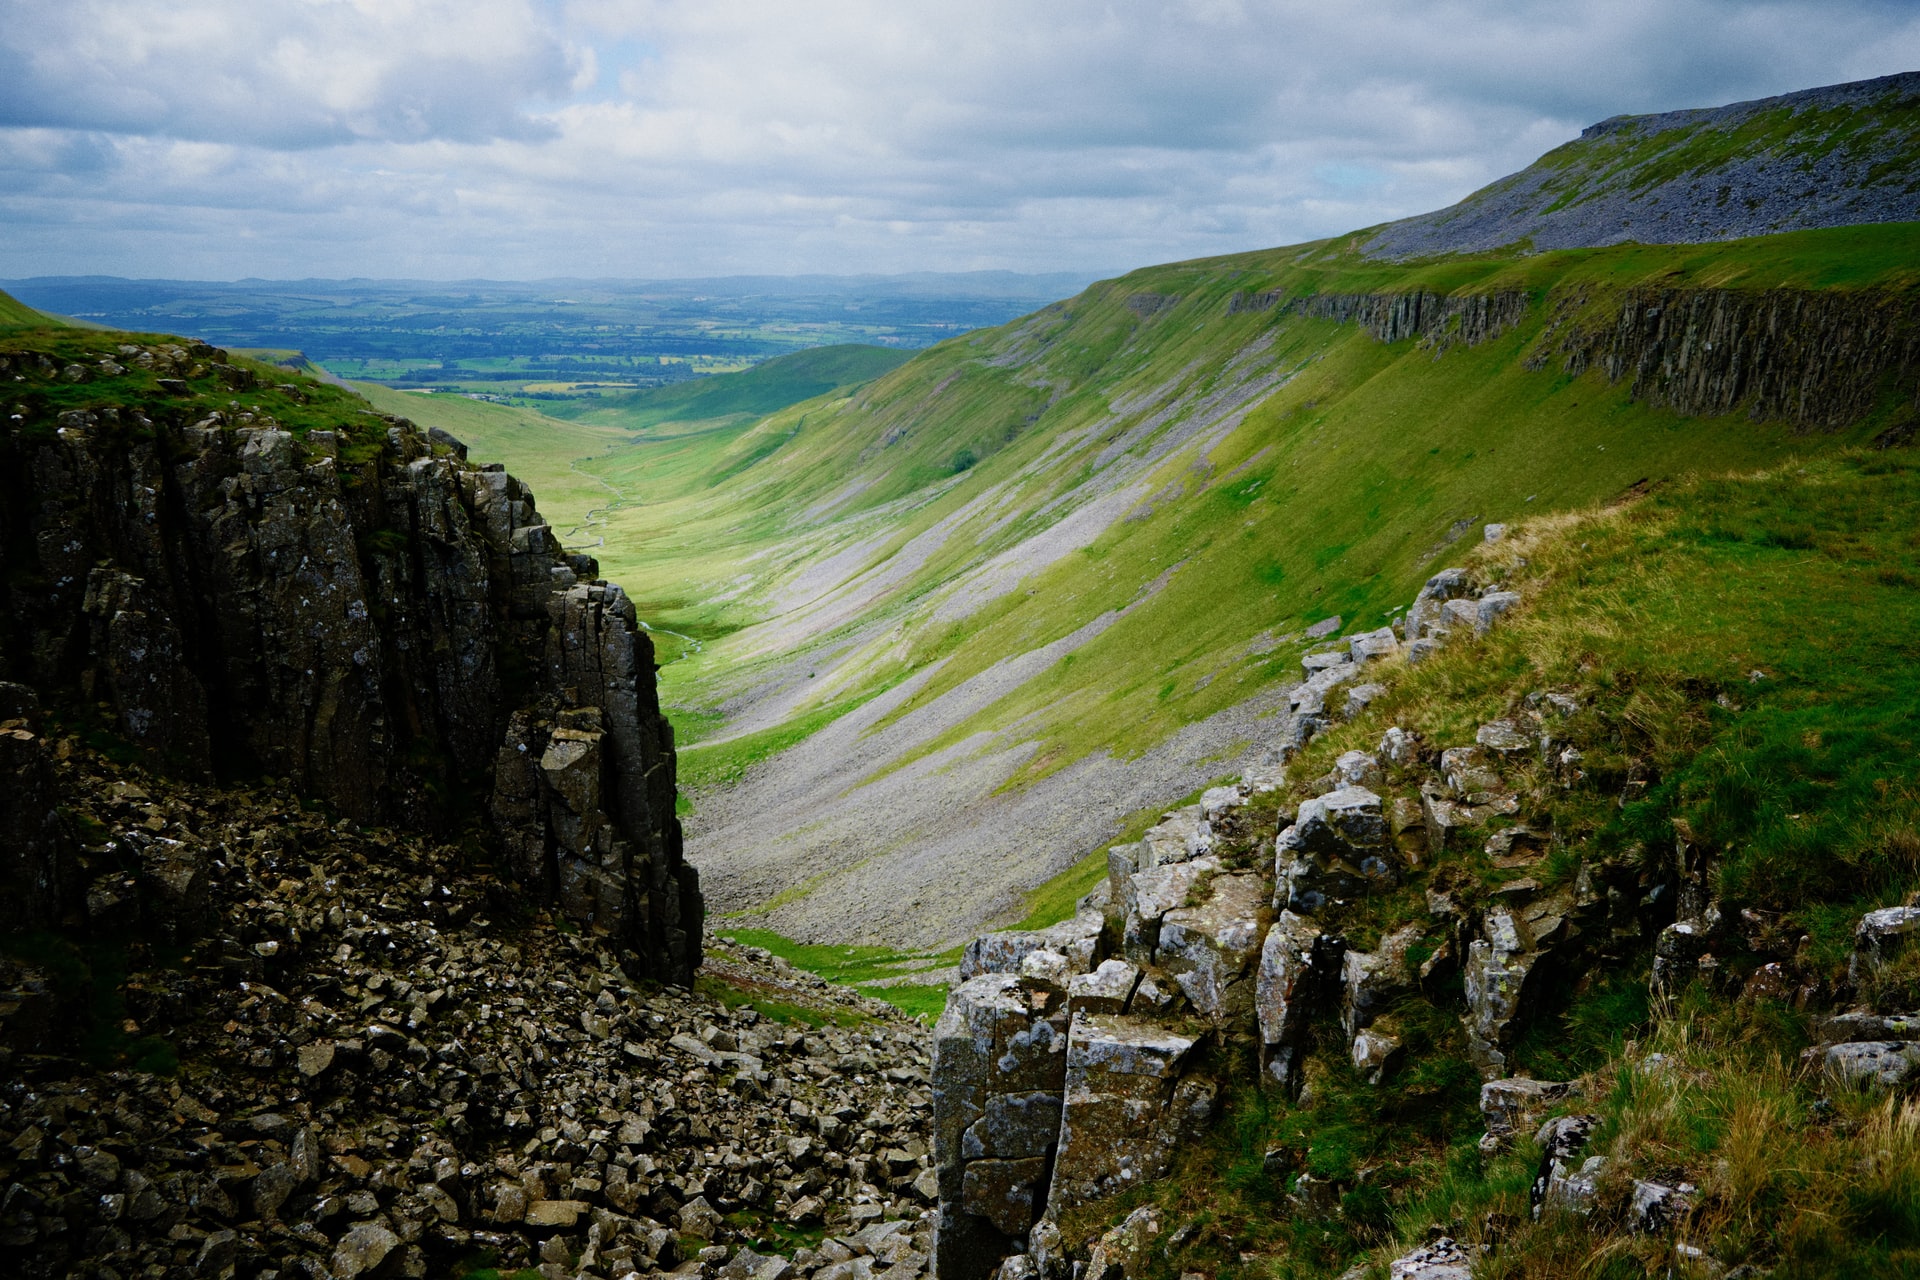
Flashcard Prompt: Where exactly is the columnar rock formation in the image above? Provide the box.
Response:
[929,564,1631,1280]
[1230,280,1920,434]
[0,341,700,982]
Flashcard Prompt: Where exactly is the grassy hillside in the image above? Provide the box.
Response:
[0,288,62,330]
[1071,449,1920,1280]
[392,220,1920,946]
[549,343,914,430]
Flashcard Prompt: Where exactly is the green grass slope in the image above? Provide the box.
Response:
[0,287,64,330]
[448,221,1920,945]
[1087,451,1920,1279]
[549,343,914,430]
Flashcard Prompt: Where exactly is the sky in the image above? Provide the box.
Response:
[1,0,1917,282]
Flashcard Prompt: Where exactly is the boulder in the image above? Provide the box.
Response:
[1388,1236,1474,1280]
[1536,1155,1607,1218]
[995,1255,1039,1280]
[1474,720,1532,756]
[1083,1206,1162,1280]
[1344,682,1387,719]
[1155,872,1266,1024]
[1475,591,1521,632]
[1811,1010,1920,1043]
[1348,626,1399,664]
[1406,637,1445,665]
[1378,725,1419,765]
[1351,1026,1402,1084]
[720,1249,795,1280]
[1652,916,1718,999]
[330,1222,400,1279]
[1438,746,1504,797]
[1302,649,1352,673]
[137,841,213,941]
[1811,1040,1920,1088]
[1628,1179,1695,1234]
[1530,1115,1601,1219]
[1199,785,1246,819]
[1028,1219,1069,1280]
[1067,960,1142,1017]
[1334,750,1380,788]
[1405,568,1472,641]
[1850,906,1920,986]
[1046,1015,1201,1215]
[1276,787,1395,913]
[960,910,1107,981]
[1256,911,1344,1091]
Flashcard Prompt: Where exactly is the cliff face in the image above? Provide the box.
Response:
[1529,285,1920,430]
[0,334,700,983]
[1246,282,1920,432]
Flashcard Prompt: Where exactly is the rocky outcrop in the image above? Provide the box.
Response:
[933,973,1072,1278]
[1287,289,1533,351]
[933,804,1243,1280]
[1362,72,1920,260]
[1241,277,1920,434]
[930,571,1546,1275]
[1527,285,1920,430]
[1046,1017,1207,1215]
[0,340,698,981]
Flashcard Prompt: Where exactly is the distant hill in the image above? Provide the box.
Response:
[551,343,915,430]
[1364,70,1920,258]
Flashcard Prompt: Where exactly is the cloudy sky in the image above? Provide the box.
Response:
[1,0,1916,281]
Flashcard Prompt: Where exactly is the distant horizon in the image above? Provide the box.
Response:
[1,268,1113,291]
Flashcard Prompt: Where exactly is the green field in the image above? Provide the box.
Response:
[548,344,914,429]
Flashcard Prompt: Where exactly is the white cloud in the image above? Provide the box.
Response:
[0,0,575,147]
[0,0,1914,278]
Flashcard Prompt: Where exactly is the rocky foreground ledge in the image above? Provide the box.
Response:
[0,723,937,1280]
